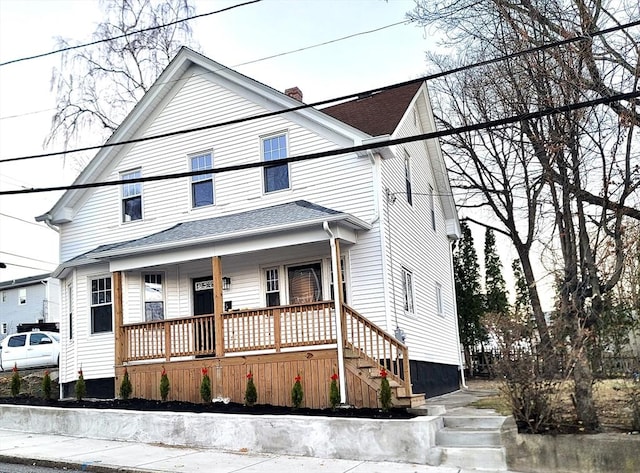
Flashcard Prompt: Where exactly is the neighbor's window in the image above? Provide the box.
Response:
[402,267,415,314]
[1,322,7,335]
[121,169,142,222]
[1,291,6,303]
[190,153,214,208]
[265,268,280,307]
[404,150,413,206]
[18,288,26,305]
[90,276,113,333]
[436,283,444,317]
[144,273,164,321]
[262,134,289,193]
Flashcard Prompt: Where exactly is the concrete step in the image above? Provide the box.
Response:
[440,446,508,471]
[436,427,503,447]
[443,415,509,430]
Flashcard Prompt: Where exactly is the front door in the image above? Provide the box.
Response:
[193,276,215,355]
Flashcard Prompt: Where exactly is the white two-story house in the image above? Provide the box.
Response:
[38,48,461,407]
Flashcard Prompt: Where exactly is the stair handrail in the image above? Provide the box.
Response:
[342,303,412,395]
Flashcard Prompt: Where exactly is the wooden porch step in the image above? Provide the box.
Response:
[395,393,427,408]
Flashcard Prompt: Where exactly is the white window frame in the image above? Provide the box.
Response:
[401,267,415,315]
[404,149,413,206]
[436,282,444,317]
[144,273,165,321]
[429,184,436,231]
[261,132,290,193]
[18,288,26,305]
[90,275,113,334]
[121,169,143,222]
[68,283,74,340]
[264,267,281,307]
[189,151,214,208]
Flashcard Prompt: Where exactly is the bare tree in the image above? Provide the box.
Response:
[410,0,639,431]
[48,0,198,152]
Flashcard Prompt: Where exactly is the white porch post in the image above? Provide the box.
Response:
[324,222,347,404]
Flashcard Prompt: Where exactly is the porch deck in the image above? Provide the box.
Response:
[116,301,418,409]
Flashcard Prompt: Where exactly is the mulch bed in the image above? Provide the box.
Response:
[0,395,417,419]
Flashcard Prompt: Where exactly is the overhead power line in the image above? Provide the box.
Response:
[1,18,637,164]
[0,0,263,67]
[0,212,52,229]
[0,251,57,266]
[1,89,637,196]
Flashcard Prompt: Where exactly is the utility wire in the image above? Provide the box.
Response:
[0,18,412,122]
[0,0,263,67]
[0,261,54,272]
[0,212,52,228]
[1,89,637,196]
[0,251,57,266]
[1,18,637,164]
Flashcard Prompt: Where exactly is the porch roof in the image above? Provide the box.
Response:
[54,201,369,276]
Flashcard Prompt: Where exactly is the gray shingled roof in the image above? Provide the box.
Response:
[79,201,368,260]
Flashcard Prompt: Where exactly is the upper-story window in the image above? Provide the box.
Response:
[18,288,26,305]
[404,150,413,206]
[191,153,214,208]
[436,282,444,317]
[429,184,436,231]
[262,133,289,193]
[121,169,142,222]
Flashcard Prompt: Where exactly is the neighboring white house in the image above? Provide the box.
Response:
[0,273,60,339]
[37,48,461,401]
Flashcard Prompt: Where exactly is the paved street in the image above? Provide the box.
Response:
[0,462,86,473]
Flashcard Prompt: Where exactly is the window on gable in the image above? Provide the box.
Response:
[262,134,289,193]
[18,288,26,305]
[144,273,164,321]
[91,276,112,334]
[401,267,415,314]
[436,282,444,317]
[191,153,214,208]
[404,150,413,206]
[121,169,142,222]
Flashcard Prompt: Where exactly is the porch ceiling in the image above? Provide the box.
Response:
[56,201,369,275]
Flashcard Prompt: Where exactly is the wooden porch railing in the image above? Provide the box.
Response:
[342,304,412,395]
[122,301,336,362]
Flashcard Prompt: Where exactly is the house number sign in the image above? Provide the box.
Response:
[195,280,214,291]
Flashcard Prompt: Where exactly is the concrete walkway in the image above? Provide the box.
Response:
[0,385,521,473]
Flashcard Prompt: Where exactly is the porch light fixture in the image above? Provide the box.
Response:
[222,277,231,290]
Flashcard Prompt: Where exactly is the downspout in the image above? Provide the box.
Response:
[323,221,347,404]
[449,238,467,389]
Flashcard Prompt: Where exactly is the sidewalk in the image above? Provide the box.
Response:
[0,428,517,473]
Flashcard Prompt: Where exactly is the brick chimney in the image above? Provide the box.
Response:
[284,86,303,102]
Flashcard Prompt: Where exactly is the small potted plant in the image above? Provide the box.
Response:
[329,373,340,410]
[160,367,170,401]
[291,374,303,409]
[200,367,212,403]
[119,367,132,400]
[244,371,257,407]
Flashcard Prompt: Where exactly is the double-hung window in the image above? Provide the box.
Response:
[90,276,112,333]
[265,268,280,307]
[404,150,413,206]
[436,283,444,317]
[191,153,214,207]
[144,274,164,321]
[262,134,289,193]
[402,267,415,314]
[121,169,142,222]
[18,288,26,305]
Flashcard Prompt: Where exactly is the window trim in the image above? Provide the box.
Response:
[436,282,444,317]
[89,275,113,334]
[261,132,290,194]
[404,149,413,206]
[429,184,436,231]
[189,151,214,209]
[143,272,165,321]
[121,169,143,223]
[401,266,415,315]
